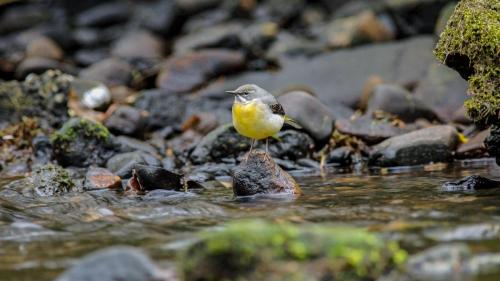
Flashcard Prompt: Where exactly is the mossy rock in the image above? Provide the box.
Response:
[180,220,407,281]
[31,164,76,196]
[434,0,499,124]
[51,118,119,167]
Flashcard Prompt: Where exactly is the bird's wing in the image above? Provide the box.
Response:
[269,103,285,116]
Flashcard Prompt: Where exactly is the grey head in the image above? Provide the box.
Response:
[226,84,277,104]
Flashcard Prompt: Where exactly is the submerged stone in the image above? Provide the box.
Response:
[441,175,500,192]
[232,150,300,196]
[31,164,76,196]
[51,118,119,167]
[131,164,184,191]
[84,167,121,191]
[180,219,407,281]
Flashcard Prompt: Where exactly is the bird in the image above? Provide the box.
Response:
[227,84,300,160]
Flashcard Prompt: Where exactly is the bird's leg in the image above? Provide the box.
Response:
[245,139,255,162]
[265,138,269,154]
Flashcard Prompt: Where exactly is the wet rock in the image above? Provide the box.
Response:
[73,48,109,66]
[190,124,250,164]
[232,150,300,196]
[135,90,187,130]
[56,247,162,281]
[0,5,48,35]
[71,79,111,110]
[267,31,323,59]
[180,219,406,281]
[84,167,121,191]
[0,70,71,126]
[31,164,76,196]
[80,58,133,87]
[485,126,500,165]
[15,57,75,79]
[406,243,471,281]
[326,147,353,166]
[115,136,158,155]
[75,2,131,27]
[173,23,244,54]
[186,162,233,183]
[106,151,161,179]
[51,118,119,167]
[435,0,499,124]
[131,164,183,191]
[32,135,52,165]
[370,125,459,167]
[336,115,411,143]
[111,31,164,60]
[104,106,147,136]
[425,223,500,242]
[414,62,468,121]
[366,84,440,122]
[278,90,353,141]
[156,49,246,93]
[456,129,489,159]
[136,0,180,36]
[442,176,500,192]
[266,130,314,161]
[25,36,64,60]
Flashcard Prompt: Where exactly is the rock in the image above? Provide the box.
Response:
[0,70,71,126]
[56,247,162,281]
[71,79,112,110]
[190,124,250,164]
[369,125,460,167]
[434,0,499,124]
[15,57,75,79]
[136,0,180,36]
[278,90,353,141]
[336,115,411,143]
[414,62,468,121]
[131,164,183,191]
[442,175,500,192]
[232,150,300,196]
[32,135,52,165]
[111,31,164,59]
[106,151,161,178]
[156,49,246,93]
[425,223,500,242]
[84,167,121,190]
[485,126,500,165]
[25,36,64,60]
[135,89,187,130]
[173,23,244,54]
[434,2,457,36]
[0,5,48,35]
[73,48,109,66]
[366,84,440,122]
[266,130,314,161]
[326,147,353,166]
[180,219,407,281]
[115,136,158,155]
[51,118,119,167]
[80,58,133,87]
[75,2,131,27]
[31,164,76,196]
[267,31,324,59]
[185,162,233,183]
[456,129,489,159]
[104,106,147,136]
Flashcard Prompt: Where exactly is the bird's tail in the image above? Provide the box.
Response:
[284,116,302,129]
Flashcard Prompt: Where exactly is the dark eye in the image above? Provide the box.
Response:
[243,92,249,96]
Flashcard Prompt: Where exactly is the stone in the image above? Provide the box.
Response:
[73,48,109,66]
[369,125,460,167]
[31,164,76,196]
[32,135,52,166]
[278,90,353,141]
[456,129,489,159]
[106,151,161,179]
[115,136,158,155]
[51,118,119,167]
[232,150,300,196]
[0,5,48,35]
[80,58,133,87]
[134,90,187,130]
[180,219,407,281]
[425,223,500,241]
[267,31,323,59]
[414,62,468,121]
[190,124,250,165]
[441,175,500,192]
[104,106,147,136]
[366,84,441,122]
[265,130,314,161]
[15,57,75,79]
[336,115,412,143]
[71,79,111,110]
[173,23,244,54]
[326,147,353,166]
[111,31,164,59]
[56,247,162,281]
[434,2,457,36]
[136,0,180,36]
[434,0,499,124]
[25,36,64,60]
[75,2,131,27]
[131,164,183,191]
[84,167,121,190]
[156,49,246,93]
[485,126,500,165]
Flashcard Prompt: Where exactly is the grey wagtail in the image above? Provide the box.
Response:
[227,84,300,160]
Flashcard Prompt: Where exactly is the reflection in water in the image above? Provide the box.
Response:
[0,160,499,280]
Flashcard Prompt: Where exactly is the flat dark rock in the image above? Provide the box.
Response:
[336,115,411,143]
[441,175,500,192]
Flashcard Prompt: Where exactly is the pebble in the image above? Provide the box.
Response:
[80,58,133,87]
[84,167,121,190]
[111,31,164,59]
[105,106,147,136]
[25,36,64,60]
[75,2,131,27]
[336,115,412,143]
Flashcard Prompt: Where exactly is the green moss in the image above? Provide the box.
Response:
[51,118,111,146]
[434,0,500,124]
[180,220,407,281]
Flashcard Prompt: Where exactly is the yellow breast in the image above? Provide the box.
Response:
[232,100,284,140]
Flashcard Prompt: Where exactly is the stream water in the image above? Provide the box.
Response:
[1,159,500,281]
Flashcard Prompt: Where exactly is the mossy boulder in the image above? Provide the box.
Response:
[51,118,119,167]
[31,164,76,196]
[434,0,499,124]
[180,220,407,281]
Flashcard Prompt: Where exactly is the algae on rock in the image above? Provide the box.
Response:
[434,0,499,124]
[180,220,407,281]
